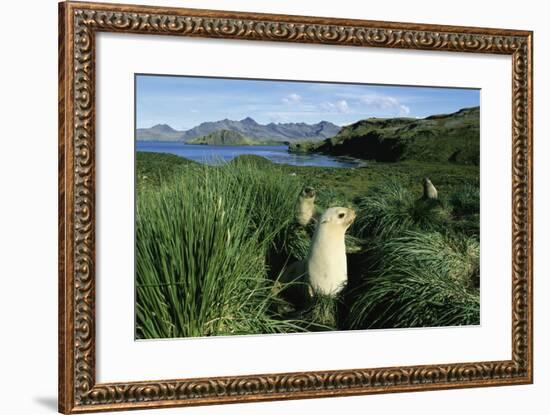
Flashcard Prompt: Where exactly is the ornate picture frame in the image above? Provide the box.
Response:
[58,1,533,413]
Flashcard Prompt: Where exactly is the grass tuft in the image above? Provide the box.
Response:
[448,183,480,239]
[347,231,480,329]
[354,181,450,238]
[136,161,308,339]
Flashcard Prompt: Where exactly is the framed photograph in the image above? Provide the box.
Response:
[58,1,533,413]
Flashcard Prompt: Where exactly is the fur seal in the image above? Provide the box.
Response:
[295,186,316,226]
[422,177,438,200]
[307,207,356,296]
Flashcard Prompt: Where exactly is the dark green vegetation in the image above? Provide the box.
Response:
[188,129,253,145]
[136,151,480,338]
[290,106,480,165]
[188,129,280,146]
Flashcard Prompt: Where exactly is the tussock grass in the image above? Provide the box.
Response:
[450,183,480,216]
[305,295,339,330]
[448,183,480,239]
[136,152,481,337]
[347,231,480,329]
[354,181,450,238]
[136,161,307,339]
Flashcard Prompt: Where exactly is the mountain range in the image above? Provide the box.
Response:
[136,117,341,143]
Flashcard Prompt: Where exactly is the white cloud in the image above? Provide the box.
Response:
[282,93,302,104]
[398,105,411,116]
[320,99,350,113]
[336,100,350,113]
[267,112,291,123]
[360,95,411,116]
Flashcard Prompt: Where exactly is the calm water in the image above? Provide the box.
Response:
[137,141,364,168]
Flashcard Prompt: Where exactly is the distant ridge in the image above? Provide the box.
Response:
[136,118,341,143]
[135,124,185,141]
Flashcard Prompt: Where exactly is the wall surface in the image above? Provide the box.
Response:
[0,0,547,414]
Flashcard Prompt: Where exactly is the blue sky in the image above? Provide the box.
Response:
[136,75,480,130]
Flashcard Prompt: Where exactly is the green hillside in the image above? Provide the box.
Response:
[290,106,480,165]
[188,129,254,146]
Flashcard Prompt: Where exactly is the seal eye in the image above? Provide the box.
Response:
[338,212,345,218]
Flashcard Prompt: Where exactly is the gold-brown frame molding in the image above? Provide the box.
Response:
[58,1,533,413]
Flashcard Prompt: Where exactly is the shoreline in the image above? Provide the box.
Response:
[135,143,367,169]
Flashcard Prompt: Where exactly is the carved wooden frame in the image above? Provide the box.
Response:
[58,1,533,413]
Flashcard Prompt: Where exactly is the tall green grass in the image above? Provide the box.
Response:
[136,153,481,337]
[354,181,450,238]
[347,231,480,329]
[450,183,480,216]
[448,183,480,239]
[347,180,479,329]
[136,160,307,339]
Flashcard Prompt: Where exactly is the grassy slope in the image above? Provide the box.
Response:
[187,129,254,145]
[290,107,480,165]
[136,152,480,338]
[188,129,283,146]
[137,152,478,204]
